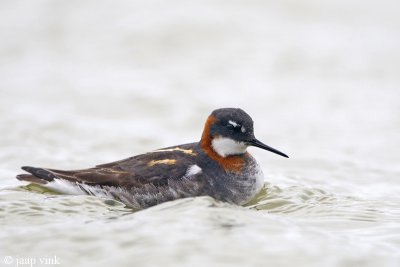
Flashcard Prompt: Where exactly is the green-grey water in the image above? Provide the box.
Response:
[1,1,400,267]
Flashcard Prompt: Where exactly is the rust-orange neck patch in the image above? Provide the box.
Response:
[200,115,247,173]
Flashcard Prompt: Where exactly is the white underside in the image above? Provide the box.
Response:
[44,179,84,195]
[252,164,265,196]
[45,179,120,197]
[211,137,248,157]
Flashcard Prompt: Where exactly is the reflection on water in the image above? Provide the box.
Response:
[1,184,399,267]
[248,184,388,224]
[12,182,391,226]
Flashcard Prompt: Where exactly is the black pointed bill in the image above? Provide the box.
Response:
[248,139,289,158]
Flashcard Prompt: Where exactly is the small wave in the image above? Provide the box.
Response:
[246,183,391,224]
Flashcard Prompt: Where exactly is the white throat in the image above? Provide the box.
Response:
[211,137,248,157]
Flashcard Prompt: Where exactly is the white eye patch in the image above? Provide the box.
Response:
[228,120,246,133]
[228,120,239,127]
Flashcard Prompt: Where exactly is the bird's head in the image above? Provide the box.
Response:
[201,108,288,158]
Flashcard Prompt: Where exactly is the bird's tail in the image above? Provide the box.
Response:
[16,166,57,184]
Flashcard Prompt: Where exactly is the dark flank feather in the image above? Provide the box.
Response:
[16,173,47,184]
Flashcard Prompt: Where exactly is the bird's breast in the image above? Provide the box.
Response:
[208,157,264,205]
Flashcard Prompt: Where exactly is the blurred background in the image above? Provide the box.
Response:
[1,1,399,267]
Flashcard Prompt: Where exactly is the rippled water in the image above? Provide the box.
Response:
[1,0,400,267]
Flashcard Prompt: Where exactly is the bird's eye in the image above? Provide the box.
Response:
[226,121,242,132]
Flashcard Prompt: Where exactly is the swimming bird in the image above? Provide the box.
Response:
[16,108,288,209]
